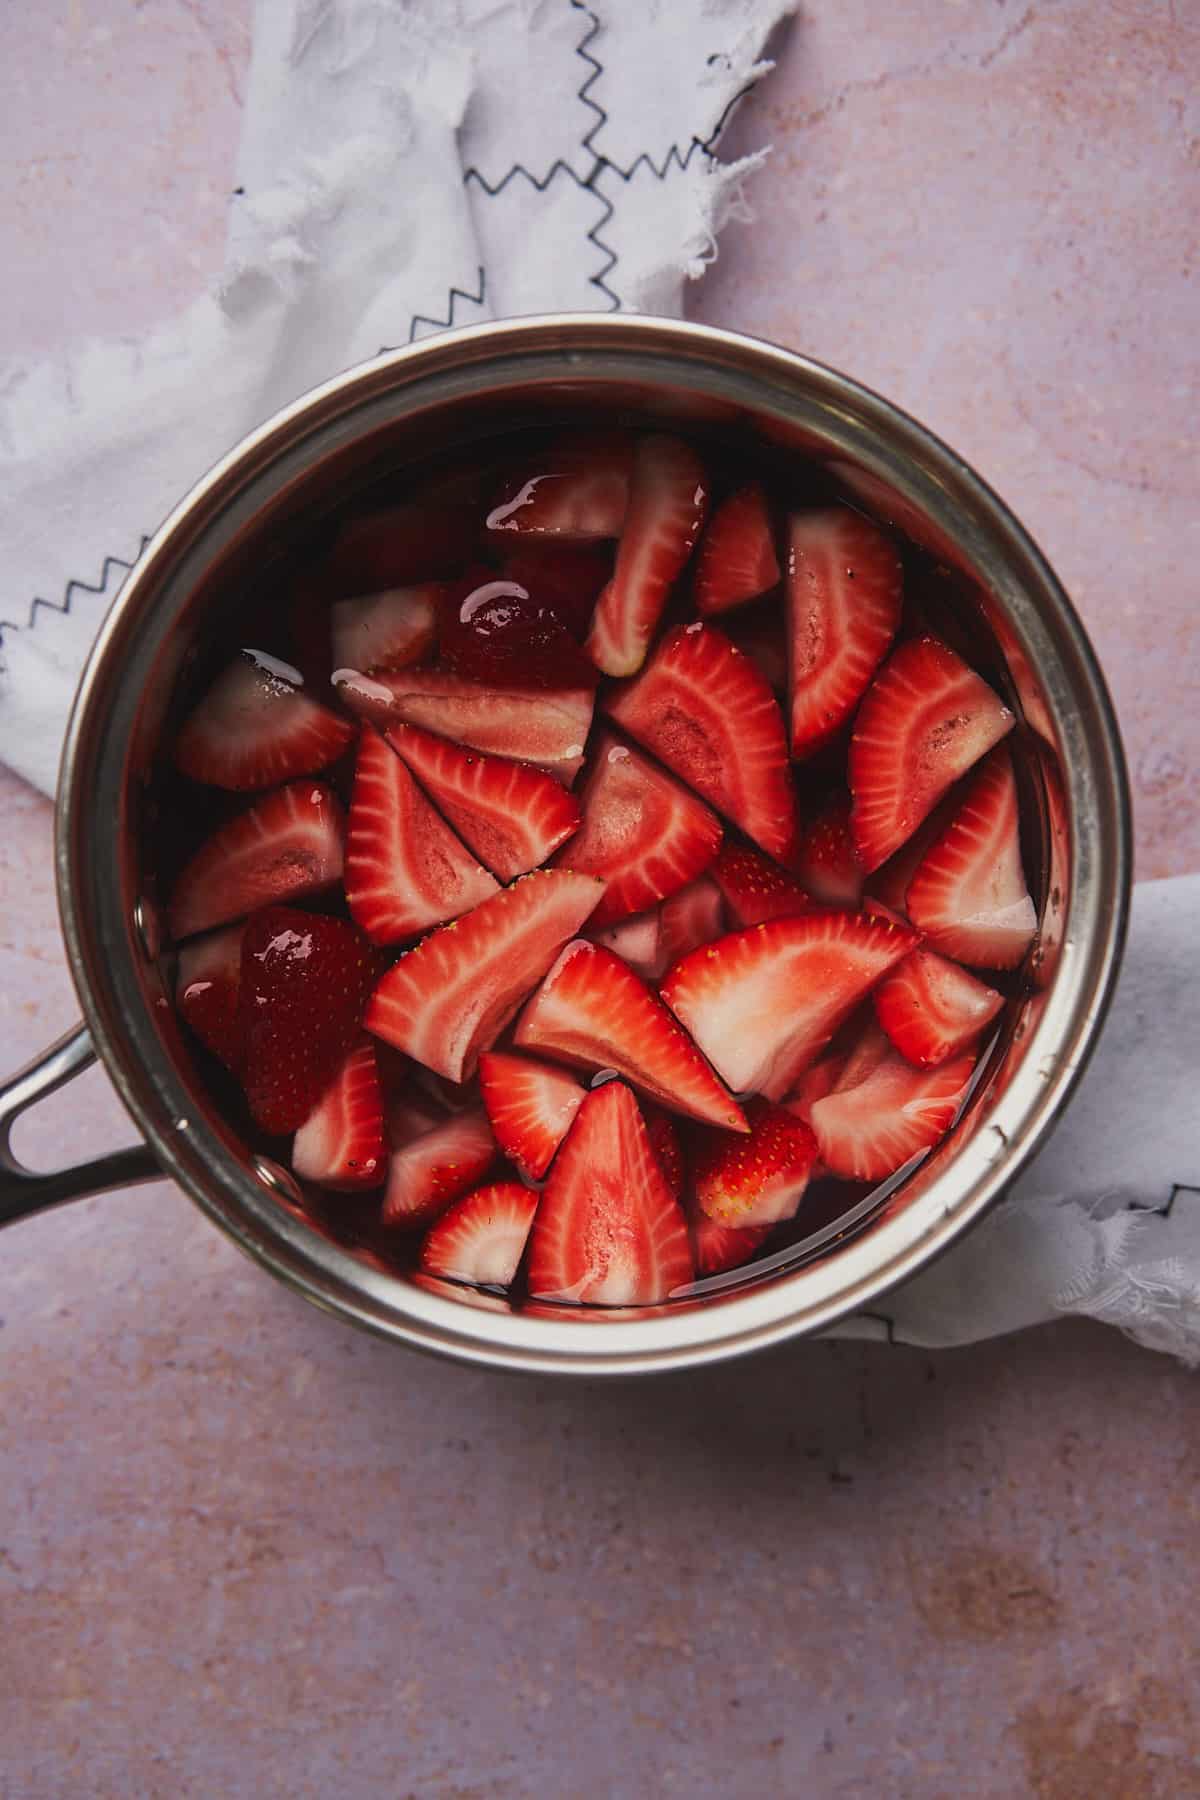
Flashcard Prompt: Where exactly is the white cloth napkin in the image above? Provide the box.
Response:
[1,0,1196,1360]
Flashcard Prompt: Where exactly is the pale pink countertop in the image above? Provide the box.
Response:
[2,4,1199,1795]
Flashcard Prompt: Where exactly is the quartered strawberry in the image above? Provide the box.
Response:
[782,1054,845,1125]
[167,780,345,941]
[874,948,1004,1068]
[606,623,796,861]
[657,875,725,970]
[330,585,439,676]
[526,1081,693,1305]
[693,1099,819,1228]
[588,909,666,982]
[586,435,710,676]
[387,722,580,882]
[238,907,377,1135]
[712,843,808,928]
[791,793,863,910]
[848,636,1015,872]
[643,1108,685,1198]
[486,431,634,541]
[326,466,488,590]
[366,870,606,1082]
[660,909,917,1101]
[176,923,245,1072]
[292,1035,386,1190]
[689,1207,771,1278]
[496,542,613,638]
[693,482,780,616]
[905,746,1038,970]
[478,1050,587,1181]
[419,1180,539,1287]
[786,507,902,756]
[514,939,745,1132]
[174,650,353,792]
[864,795,957,918]
[344,728,498,944]
[383,1107,497,1228]
[333,668,594,785]
[438,569,600,689]
[809,1021,976,1181]
[725,603,788,693]
[561,733,721,926]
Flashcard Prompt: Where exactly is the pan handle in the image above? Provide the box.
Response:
[0,1024,161,1226]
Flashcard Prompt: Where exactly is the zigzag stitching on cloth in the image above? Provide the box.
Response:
[404,264,488,341]
[0,542,150,647]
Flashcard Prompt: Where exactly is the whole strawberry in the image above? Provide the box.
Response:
[239,907,377,1134]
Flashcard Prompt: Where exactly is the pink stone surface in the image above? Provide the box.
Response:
[2,3,1199,1795]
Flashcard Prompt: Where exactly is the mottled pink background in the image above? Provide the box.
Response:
[2,4,1198,1795]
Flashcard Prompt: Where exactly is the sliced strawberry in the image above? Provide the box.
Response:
[725,603,788,693]
[809,1021,976,1181]
[792,793,864,910]
[167,780,345,941]
[174,651,353,792]
[344,728,498,944]
[326,467,487,590]
[238,907,376,1134]
[661,909,917,1101]
[643,1107,685,1198]
[689,1207,771,1278]
[526,1081,693,1304]
[383,1107,497,1228]
[292,1036,386,1190]
[848,636,1015,871]
[334,668,594,785]
[786,507,902,756]
[419,1180,539,1287]
[497,542,613,638]
[712,843,808,928]
[514,939,745,1131]
[478,1050,587,1180]
[438,568,599,689]
[657,875,725,970]
[782,1054,845,1125]
[694,1099,819,1228]
[176,923,245,1072]
[486,431,634,541]
[864,796,956,918]
[366,870,606,1082]
[589,909,666,982]
[606,623,796,861]
[586,436,710,676]
[387,722,580,882]
[905,747,1037,969]
[330,585,439,676]
[561,733,721,926]
[693,483,780,616]
[874,948,1004,1068]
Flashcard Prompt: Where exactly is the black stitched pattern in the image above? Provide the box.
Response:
[0,542,150,652]
[1127,1184,1199,1222]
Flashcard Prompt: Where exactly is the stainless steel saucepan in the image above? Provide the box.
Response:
[0,315,1131,1375]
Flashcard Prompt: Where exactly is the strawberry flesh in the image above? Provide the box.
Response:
[174,651,353,792]
[526,1081,693,1305]
[387,722,581,882]
[366,870,606,1082]
[694,1098,819,1228]
[606,623,796,861]
[419,1180,539,1287]
[693,482,780,616]
[167,780,345,942]
[786,507,902,756]
[562,733,722,925]
[344,728,498,943]
[587,435,710,676]
[292,1035,386,1189]
[588,875,725,984]
[478,1050,586,1180]
[176,923,245,1073]
[331,585,439,676]
[383,1107,497,1228]
[848,635,1015,872]
[486,431,633,541]
[809,1021,976,1181]
[239,907,377,1134]
[905,747,1038,969]
[661,909,918,1101]
[516,939,746,1131]
[874,948,1004,1067]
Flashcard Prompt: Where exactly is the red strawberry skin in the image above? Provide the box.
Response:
[174,652,354,792]
[526,1081,693,1305]
[176,923,245,1073]
[606,623,797,862]
[694,1099,819,1229]
[366,870,606,1083]
[167,780,346,942]
[786,507,902,756]
[587,435,710,676]
[387,722,581,883]
[238,907,377,1135]
[693,483,780,616]
[712,843,809,928]
[792,794,863,911]
[657,875,725,971]
[689,1208,771,1278]
[419,1180,539,1287]
[344,728,498,943]
[874,948,1004,1067]
[383,1108,497,1228]
[438,569,600,689]
[562,733,722,926]
[478,1050,586,1180]
[292,1035,386,1190]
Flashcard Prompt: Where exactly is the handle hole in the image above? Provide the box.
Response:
[8,1061,139,1175]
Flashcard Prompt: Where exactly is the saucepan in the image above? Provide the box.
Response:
[0,315,1131,1374]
